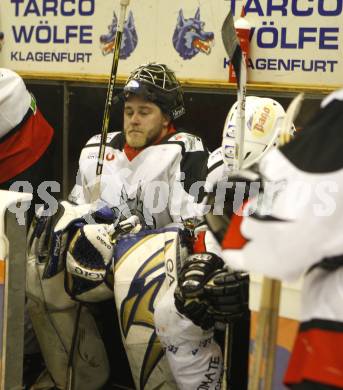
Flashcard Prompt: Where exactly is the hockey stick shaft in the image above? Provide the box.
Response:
[92,0,130,201]
[221,7,247,389]
[237,60,247,169]
[249,278,281,390]
[236,0,248,169]
[264,280,281,390]
[221,8,247,171]
[66,302,82,390]
[221,322,234,389]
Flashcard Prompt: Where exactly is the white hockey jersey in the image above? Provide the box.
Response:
[69,130,209,229]
[221,89,343,389]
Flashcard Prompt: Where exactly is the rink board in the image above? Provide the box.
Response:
[250,312,299,390]
[0,190,31,390]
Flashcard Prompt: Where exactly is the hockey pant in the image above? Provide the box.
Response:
[26,257,110,390]
[154,285,223,390]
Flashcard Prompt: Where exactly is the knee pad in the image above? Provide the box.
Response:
[113,228,182,389]
[26,258,110,390]
[26,257,76,311]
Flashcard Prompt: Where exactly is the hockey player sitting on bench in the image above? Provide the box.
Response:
[27,63,227,390]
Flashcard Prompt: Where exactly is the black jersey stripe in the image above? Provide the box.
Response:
[207,159,224,175]
[249,213,288,222]
[300,318,343,333]
[281,99,343,173]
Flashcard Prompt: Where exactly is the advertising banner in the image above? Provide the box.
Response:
[0,0,342,87]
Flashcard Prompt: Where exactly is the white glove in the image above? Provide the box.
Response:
[66,215,142,282]
[66,224,114,282]
[65,215,142,302]
[27,201,92,277]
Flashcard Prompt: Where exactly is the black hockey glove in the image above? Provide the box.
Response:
[174,252,224,330]
[209,165,262,212]
[206,166,262,243]
[204,268,249,324]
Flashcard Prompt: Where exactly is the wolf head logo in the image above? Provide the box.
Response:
[173,8,214,60]
[100,10,138,59]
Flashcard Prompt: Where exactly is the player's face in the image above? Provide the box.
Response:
[124,96,169,149]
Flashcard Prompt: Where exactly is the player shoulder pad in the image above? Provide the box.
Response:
[168,132,205,152]
[85,131,121,146]
[79,132,120,163]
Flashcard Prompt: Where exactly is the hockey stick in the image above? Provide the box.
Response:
[221,8,247,170]
[66,302,82,390]
[221,6,247,388]
[91,0,130,202]
[249,93,304,390]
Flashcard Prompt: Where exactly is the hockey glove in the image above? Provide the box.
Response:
[66,215,141,281]
[206,166,262,244]
[66,224,114,281]
[65,223,115,301]
[91,205,143,237]
[27,201,92,277]
[65,215,142,301]
[174,252,224,330]
[204,268,249,324]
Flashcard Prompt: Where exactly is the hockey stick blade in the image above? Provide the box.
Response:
[279,93,304,145]
[221,12,243,87]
